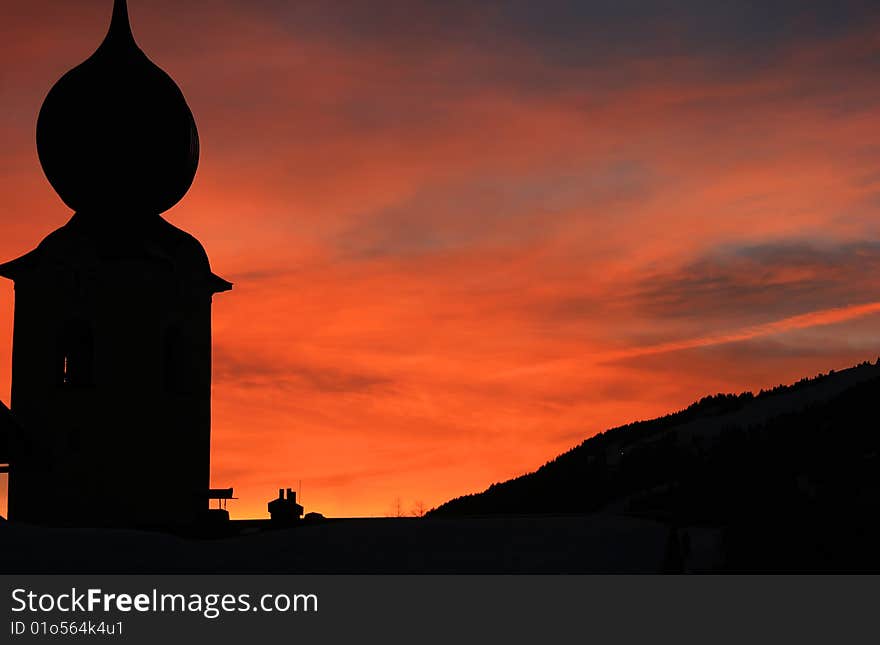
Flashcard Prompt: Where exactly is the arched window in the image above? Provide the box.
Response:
[56,320,94,387]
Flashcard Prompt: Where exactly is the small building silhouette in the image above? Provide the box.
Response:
[268,488,304,524]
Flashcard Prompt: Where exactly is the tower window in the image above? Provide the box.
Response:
[56,320,94,387]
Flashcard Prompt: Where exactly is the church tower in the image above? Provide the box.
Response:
[0,0,231,527]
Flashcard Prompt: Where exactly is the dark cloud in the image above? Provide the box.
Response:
[534,239,880,350]
[245,0,880,74]
[631,239,880,323]
[493,0,871,62]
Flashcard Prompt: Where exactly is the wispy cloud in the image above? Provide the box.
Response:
[214,346,394,394]
[602,299,880,363]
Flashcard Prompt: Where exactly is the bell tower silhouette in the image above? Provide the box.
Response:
[0,0,231,527]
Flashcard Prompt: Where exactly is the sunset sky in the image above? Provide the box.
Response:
[2,0,880,518]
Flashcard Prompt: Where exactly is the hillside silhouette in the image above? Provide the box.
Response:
[430,359,880,571]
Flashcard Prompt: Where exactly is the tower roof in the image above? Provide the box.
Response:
[36,0,200,218]
[0,213,232,295]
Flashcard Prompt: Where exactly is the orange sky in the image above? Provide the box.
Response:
[2,1,880,518]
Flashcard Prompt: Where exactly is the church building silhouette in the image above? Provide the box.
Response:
[0,0,234,527]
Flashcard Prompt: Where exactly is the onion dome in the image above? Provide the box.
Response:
[36,0,199,218]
